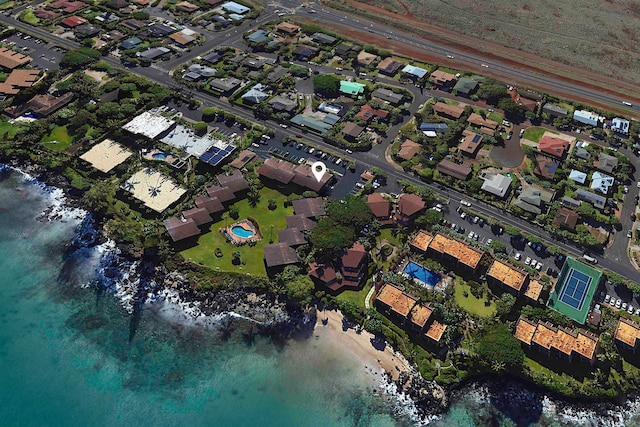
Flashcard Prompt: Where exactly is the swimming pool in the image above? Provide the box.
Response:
[231,225,255,239]
[402,261,441,287]
[152,152,168,159]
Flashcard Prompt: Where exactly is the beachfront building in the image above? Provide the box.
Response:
[614,318,640,354]
[486,260,529,295]
[122,168,186,213]
[515,317,599,365]
[427,234,484,274]
[80,139,133,174]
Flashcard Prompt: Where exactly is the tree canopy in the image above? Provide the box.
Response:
[475,323,524,370]
[325,195,374,233]
[313,74,341,97]
[310,217,355,259]
[60,48,101,69]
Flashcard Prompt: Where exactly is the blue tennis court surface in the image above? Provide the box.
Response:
[558,268,592,310]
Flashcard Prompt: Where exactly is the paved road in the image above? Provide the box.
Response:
[2,10,639,283]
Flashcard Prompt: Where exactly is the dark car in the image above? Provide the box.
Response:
[632,213,637,221]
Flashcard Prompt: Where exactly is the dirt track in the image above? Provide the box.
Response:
[320,0,640,106]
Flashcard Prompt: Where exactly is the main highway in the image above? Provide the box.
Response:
[1,8,638,283]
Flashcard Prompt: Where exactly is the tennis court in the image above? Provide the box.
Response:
[547,257,602,324]
[557,268,592,311]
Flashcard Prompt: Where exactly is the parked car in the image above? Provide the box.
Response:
[468,231,475,240]
[605,294,611,303]
[628,230,633,238]
[525,257,531,266]
[536,261,543,271]
[632,213,637,221]
[460,200,472,207]
[629,305,635,314]
[486,238,493,246]
[479,218,485,226]
[616,299,622,309]
[519,129,525,138]
[506,131,513,140]
[473,216,480,224]
[623,302,628,310]
[514,253,521,260]
[460,212,467,220]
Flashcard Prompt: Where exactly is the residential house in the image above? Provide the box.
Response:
[334,43,360,57]
[512,185,554,214]
[285,215,316,231]
[542,103,568,118]
[340,81,366,96]
[139,47,171,60]
[311,32,336,45]
[428,70,456,87]
[401,64,428,80]
[342,122,364,140]
[480,173,511,198]
[366,193,392,224]
[169,31,196,47]
[453,77,478,97]
[486,260,529,294]
[194,195,225,215]
[75,24,100,38]
[355,104,389,122]
[371,88,403,105]
[538,135,570,158]
[397,139,421,161]
[269,95,297,113]
[552,207,580,231]
[573,110,603,127]
[594,152,618,174]
[274,22,300,36]
[467,113,498,134]
[433,102,464,120]
[5,92,74,118]
[515,317,599,365]
[427,233,484,274]
[568,170,587,184]
[561,196,582,209]
[611,117,630,135]
[533,153,560,179]
[458,130,483,157]
[60,16,88,28]
[576,189,606,210]
[590,171,614,195]
[277,228,307,247]
[182,207,212,227]
[356,50,378,66]
[394,193,425,225]
[420,122,449,137]
[34,9,62,20]
[209,77,241,94]
[266,66,289,84]
[376,57,403,75]
[176,1,200,12]
[614,318,640,353]
[221,1,250,14]
[47,0,87,13]
[436,159,471,180]
[292,45,318,60]
[120,19,146,31]
[241,83,269,104]
[120,37,142,50]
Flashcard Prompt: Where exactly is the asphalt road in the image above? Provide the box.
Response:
[1,9,638,283]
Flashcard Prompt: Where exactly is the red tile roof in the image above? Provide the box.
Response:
[60,16,87,28]
[341,242,367,268]
[366,193,391,219]
[355,104,389,122]
[538,135,570,158]
[396,193,425,217]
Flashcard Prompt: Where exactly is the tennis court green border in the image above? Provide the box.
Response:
[547,257,602,324]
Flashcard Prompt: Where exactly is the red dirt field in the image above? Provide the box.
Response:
[318,0,640,112]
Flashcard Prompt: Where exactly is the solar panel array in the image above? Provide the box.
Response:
[199,145,236,166]
[472,135,482,143]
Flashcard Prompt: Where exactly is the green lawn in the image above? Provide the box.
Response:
[42,126,74,151]
[0,121,23,140]
[20,9,40,25]
[488,111,504,123]
[180,187,295,276]
[453,282,496,317]
[336,280,373,310]
[522,126,557,142]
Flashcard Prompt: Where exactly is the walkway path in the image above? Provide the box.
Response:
[364,283,376,309]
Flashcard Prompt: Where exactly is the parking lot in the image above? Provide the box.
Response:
[2,32,65,71]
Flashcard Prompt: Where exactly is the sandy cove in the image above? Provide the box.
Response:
[314,308,412,381]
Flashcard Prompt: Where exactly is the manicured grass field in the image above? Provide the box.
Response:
[0,121,23,140]
[20,10,40,25]
[180,187,295,276]
[336,280,373,310]
[454,282,496,317]
[42,126,74,151]
[522,126,557,143]
[488,111,504,123]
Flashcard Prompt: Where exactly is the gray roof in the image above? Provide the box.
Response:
[139,47,170,59]
[453,77,479,95]
[209,77,241,93]
[312,32,337,44]
[263,243,300,267]
[241,83,268,103]
[372,88,403,104]
[247,29,270,43]
[576,189,606,210]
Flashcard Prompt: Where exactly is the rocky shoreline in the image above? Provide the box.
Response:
[4,158,640,425]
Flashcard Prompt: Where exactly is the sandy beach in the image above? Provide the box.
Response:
[314,308,412,381]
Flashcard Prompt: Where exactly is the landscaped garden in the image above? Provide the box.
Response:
[180,187,295,276]
[42,126,74,151]
[521,126,557,142]
[453,281,496,317]
[0,121,25,140]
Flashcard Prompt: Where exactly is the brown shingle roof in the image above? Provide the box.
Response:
[292,197,325,218]
[277,228,307,246]
[343,122,364,138]
[487,260,528,292]
[0,69,40,94]
[397,139,421,161]
[194,195,225,214]
[436,160,471,180]
[429,70,456,85]
[206,185,235,203]
[263,243,300,267]
[376,57,403,74]
[0,48,32,69]
[285,214,316,231]
[433,102,464,119]
[217,170,249,194]
[229,149,256,169]
[341,242,366,268]
[308,261,337,284]
[258,157,296,184]
[275,22,300,34]
[182,207,212,226]
[458,129,483,156]
[467,113,498,130]
[164,217,200,242]
[552,207,580,231]
[397,193,425,217]
[366,193,391,219]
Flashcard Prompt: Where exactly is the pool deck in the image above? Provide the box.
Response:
[221,219,261,245]
[397,258,449,292]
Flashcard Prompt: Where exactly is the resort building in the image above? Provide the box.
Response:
[515,317,599,365]
[427,234,484,274]
[486,260,529,294]
[292,197,325,218]
[0,48,32,69]
[366,193,392,225]
[409,230,433,253]
[263,242,300,273]
[308,242,369,291]
[163,217,200,242]
[122,169,186,213]
[285,214,316,231]
[258,157,331,193]
[394,193,425,226]
[523,280,544,302]
[614,318,640,354]
[425,320,447,345]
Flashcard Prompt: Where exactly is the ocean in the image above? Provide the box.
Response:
[1,166,639,427]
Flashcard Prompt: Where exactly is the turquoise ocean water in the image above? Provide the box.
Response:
[2,167,640,427]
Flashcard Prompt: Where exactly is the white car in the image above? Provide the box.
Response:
[460,212,467,219]
[525,257,531,266]
[486,238,493,246]
[605,294,611,303]
[616,299,622,309]
[460,200,472,207]
[623,302,628,310]
[536,261,543,271]
[629,305,635,314]
[468,231,475,240]
[514,253,521,261]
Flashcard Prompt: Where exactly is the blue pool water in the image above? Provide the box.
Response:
[152,152,168,159]
[403,261,441,287]
[231,225,255,238]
